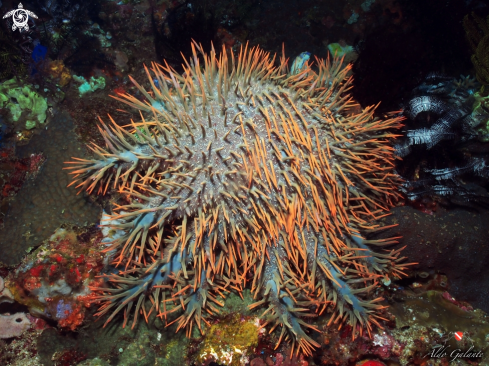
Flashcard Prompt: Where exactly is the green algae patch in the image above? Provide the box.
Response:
[195,314,260,366]
[0,78,48,131]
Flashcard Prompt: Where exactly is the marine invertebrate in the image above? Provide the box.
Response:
[47,60,72,87]
[0,78,48,131]
[66,43,408,355]
[0,276,31,339]
[394,73,489,201]
[72,75,106,96]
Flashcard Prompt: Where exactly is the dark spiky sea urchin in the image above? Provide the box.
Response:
[65,42,410,356]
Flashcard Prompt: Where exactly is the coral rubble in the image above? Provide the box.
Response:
[66,43,409,355]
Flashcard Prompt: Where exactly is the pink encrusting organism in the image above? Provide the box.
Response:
[0,276,31,339]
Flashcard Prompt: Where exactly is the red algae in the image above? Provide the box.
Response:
[6,225,107,331]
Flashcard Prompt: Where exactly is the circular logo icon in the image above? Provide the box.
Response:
[454,331,463,341]
[3,3,38,32]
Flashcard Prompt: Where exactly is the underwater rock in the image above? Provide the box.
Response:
[309,284,489,366]
[0,109,101,265]
[113,50,129,73]
[373,205,489,313]
[117,334,156,366]
[0,150,46,226]
[390,288,489,364]
[0,276,14,303]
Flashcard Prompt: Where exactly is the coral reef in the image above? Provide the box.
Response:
[27,0,115,79]
[66,43,409,356]
[464,12,489,89]
[369,204,489,313]
[33,0,95,56]
[6,226,105,331]
[0,109,101,265]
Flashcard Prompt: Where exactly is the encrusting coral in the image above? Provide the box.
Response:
[65,42,411,356]
[0,276,31,339]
